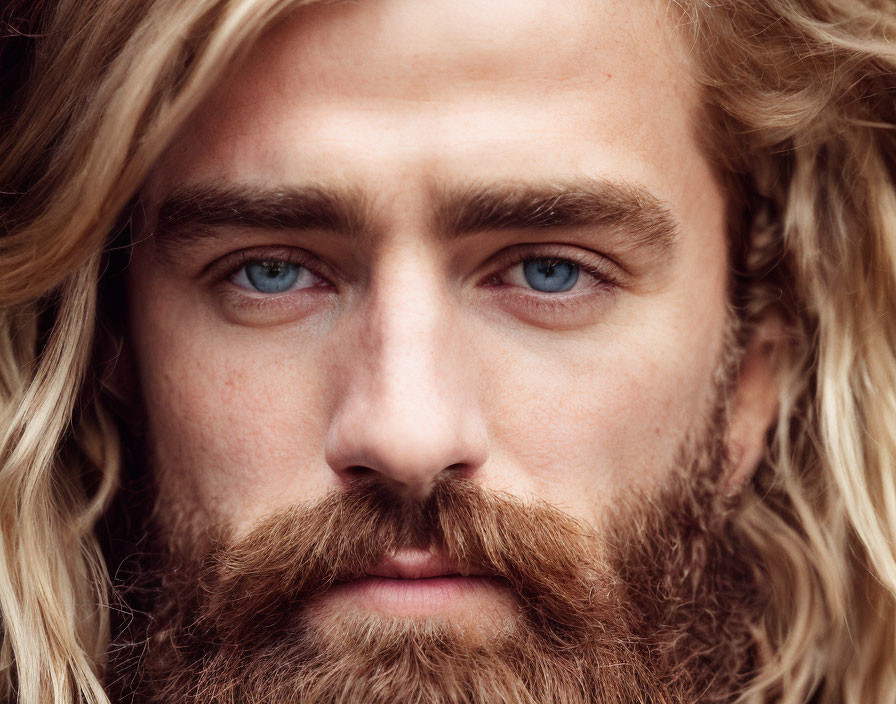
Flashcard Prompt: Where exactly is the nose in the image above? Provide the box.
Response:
[324,269,488,501]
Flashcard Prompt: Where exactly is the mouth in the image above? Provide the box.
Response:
[325,549,509,616]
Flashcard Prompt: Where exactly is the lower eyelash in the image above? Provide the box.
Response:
[482,280,618,330]
[216,283,336,322]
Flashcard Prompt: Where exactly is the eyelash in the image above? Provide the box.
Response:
[483,245,618,290]
[213,244,619,308]
[217,247,333,288]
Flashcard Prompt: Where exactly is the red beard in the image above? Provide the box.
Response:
[106,437,766,704]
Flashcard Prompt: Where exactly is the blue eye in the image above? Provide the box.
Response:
[522,258,579,292]
[244,260,302,293]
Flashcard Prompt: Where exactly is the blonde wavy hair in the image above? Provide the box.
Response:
[0,0,893,702]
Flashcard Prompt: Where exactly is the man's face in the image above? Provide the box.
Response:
[120,0,772,699]
[133,0,731,539]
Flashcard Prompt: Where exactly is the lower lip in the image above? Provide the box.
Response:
[325,575,507,615]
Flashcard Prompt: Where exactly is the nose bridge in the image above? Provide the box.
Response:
[374,266,450,403]
[325,251,488,497]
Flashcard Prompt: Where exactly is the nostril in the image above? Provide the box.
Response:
[346,465,376,479]
[444,462,476,480]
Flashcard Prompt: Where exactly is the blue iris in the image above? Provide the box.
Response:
[245,260,301,293]
[522,258,579,292]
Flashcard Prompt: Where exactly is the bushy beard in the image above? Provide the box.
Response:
[105,422,767,704]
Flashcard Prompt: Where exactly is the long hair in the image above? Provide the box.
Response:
[0,1,893,702]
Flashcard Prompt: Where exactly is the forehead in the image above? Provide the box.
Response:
[267,0,682,98]
[154,0,706,205]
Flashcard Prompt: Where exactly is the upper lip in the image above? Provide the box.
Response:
[366,549,487,579]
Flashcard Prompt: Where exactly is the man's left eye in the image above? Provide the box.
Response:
[231,259,322,294]
[502,257,587,293]
[520,258,579,292]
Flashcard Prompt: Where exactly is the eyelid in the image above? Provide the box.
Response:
[207,246,336,288]
[484,244,623,289]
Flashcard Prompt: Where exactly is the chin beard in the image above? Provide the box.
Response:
[105,424,767,704]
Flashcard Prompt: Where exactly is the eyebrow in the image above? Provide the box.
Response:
[153,182,369,242]
[150,177,678,257]
[436,179,678,254]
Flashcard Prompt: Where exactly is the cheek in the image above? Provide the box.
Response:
[127,270,335,523]
[482,302,727,519]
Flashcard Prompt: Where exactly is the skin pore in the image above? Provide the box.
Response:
[118,0,780,699]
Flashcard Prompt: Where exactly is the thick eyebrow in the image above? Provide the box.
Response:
[151,182,369,245]
[437,179,678,254]
[148,178,678,259]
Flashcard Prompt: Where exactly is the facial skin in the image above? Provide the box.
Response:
[126,0,776,641]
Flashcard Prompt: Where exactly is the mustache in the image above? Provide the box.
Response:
[192,475,623,647]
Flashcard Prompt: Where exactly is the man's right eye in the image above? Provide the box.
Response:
[231,259,326,294]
